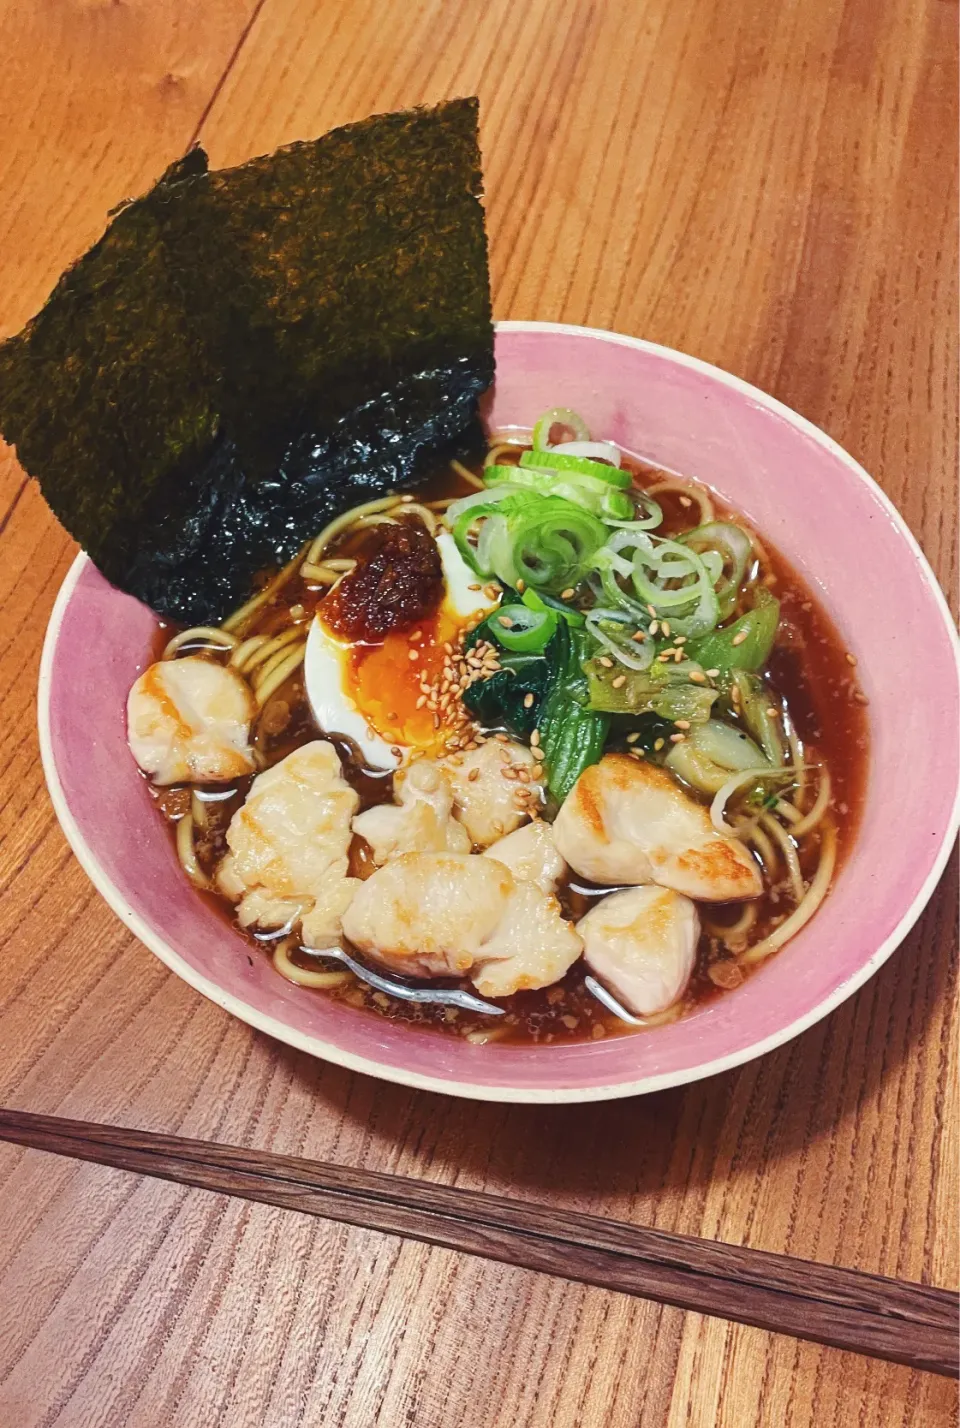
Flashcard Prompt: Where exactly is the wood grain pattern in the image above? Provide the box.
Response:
[0,0,263,338]
[2,1110,956,1376]
[0,0,956,1423]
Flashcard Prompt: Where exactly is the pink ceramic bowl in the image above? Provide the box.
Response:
[38,323,960,1103]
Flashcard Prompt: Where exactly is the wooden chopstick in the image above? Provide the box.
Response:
[0,1108,955,1377]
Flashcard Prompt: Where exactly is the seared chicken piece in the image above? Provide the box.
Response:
[342,851,582,995]
[471,882,582,998]
[484,820,566,895]
[553,755,762,901]
[301,879,363,947]
[441,738,543,847]
[222,887,306,934]
[577,886,699,1016]
[353,760,470,864]
[127,656,256,785]
[342,853,513,978]
[217,741,359,935]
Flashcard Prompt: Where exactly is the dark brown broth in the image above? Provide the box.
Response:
[149,455,869,1044]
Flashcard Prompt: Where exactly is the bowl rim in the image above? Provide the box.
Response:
[37,320,960,1104]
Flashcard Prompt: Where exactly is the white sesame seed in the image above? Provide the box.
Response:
[675,719,691,729]
[649,621,659,636]
[654,737,665,751]
[670,732,686,743]
[612,674,627,689]
[408,649,419,662]
[523,692,534,708]
[846,652,857,666]
[561,588,575,600]
[598,656,614,668]
[705,668,720,678]
[689,671,707,683]
[732,631,748,646]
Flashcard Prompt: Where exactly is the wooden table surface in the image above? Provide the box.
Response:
[0,1,956,1424]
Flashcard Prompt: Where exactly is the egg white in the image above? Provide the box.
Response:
[304,530,499,770]
[435,531,495,620]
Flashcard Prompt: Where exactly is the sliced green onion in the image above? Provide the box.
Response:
[482,464,530,483]
[476,510,513,579]
[680,522,752,619]
[450,499,502,571]
[492,460,633,519]
[591,564,653,624]
[552,440,622,466]
[699,550,725,585]
[520,449,632,488]
[488,603,558,652]
[523,586,587,627]
[447,487,526,571]
[511,498,608,593]
[451,492,607,594]
[594,530,721,637]
[603,490,663,532]
[531,408,591,450]
[446,485,521,526]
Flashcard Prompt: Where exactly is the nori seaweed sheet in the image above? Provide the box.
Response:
[0,99,493,623]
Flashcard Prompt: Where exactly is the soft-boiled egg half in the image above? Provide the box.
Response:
[304,532,499,770]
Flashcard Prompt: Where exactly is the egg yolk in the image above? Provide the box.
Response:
[343,604,472,754]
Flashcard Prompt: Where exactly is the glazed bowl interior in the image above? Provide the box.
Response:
[39,322,960,1102]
